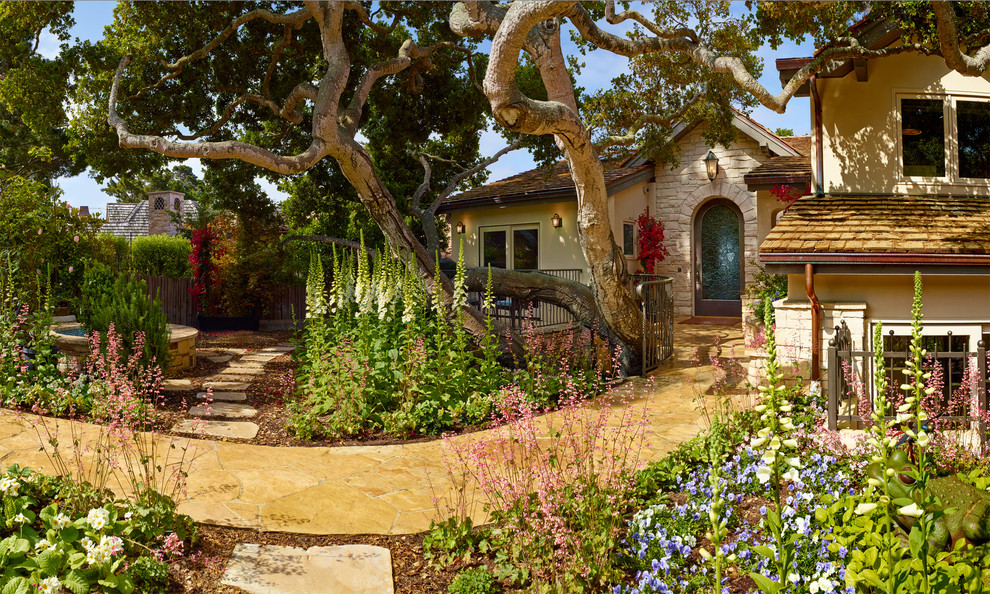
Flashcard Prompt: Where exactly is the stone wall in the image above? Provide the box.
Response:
[651,125,770,318]
[772,298,867,390]
[147,190,184,236]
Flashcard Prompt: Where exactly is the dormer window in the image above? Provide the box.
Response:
[900,95,990,182]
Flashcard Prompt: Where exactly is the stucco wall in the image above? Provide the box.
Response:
[818,52,990,195]
[448,200,587,276]
[652,125,771,317]
[610,183,651,272]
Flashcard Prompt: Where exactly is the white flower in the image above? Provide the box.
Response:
[898,502,923,517]
[756,466,773,484]
[80,537,94,551]
[37,577,61,594]
[917,431,930,447]
[751,436,767,448]
[788,572,800,584]
[124,511,133,521]
[53,512,71,529]
[12,513,27,524]
[35,538,56,552]
[782,438,799,448]
[782,467,801,482]
[785,456,802,468]
[86,508,110,531]
[0,477,20,496]
[855,502,878,515]
[761,450,776,465]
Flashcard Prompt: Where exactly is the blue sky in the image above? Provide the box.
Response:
[47,2,813,214]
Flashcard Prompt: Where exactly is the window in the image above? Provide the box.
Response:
[901,98,946,177]
[622,222,635,256]
[153,196,165,210]
[899,94,990,182]
[481,225,539,270]
[958,100,990,179]
[174,198,182,211]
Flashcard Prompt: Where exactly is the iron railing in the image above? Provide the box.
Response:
[467,268,583,330]
[636,275,675,375]
[827,321,989,446]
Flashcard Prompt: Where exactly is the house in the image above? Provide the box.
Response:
[439,109,811,320]
[102,190,198,240]
[761,19,990,384]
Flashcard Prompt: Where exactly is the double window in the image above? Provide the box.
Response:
[900,95,990,181]
[481,225,539,270]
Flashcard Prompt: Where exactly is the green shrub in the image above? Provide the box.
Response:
[131,234,192,278]
[90,233,132,274]
[80,269,171,373]
[448,567,499,594]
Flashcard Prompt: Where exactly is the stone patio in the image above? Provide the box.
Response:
[0,321,752,535]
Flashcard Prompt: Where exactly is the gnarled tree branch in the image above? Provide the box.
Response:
[932,1,990,76]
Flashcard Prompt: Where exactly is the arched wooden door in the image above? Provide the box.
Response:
[693,199,743,317]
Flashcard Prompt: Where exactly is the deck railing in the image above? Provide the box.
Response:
[466,268,583,330]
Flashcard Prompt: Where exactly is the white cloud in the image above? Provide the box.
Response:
[35,30,61,60]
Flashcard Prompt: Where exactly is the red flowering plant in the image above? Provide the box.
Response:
[770,182,809,210]
[188,218,234,315]
[636,208,669,274]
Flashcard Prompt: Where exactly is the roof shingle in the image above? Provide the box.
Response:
[760,195,990,256]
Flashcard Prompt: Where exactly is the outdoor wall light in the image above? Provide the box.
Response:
[704,150,719,181]
[455,221,465,234]
[551,213,562,228]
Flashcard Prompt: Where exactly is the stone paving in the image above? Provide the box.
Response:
[0,321,751,536]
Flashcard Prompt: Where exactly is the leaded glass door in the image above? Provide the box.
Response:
[694,200,743,316]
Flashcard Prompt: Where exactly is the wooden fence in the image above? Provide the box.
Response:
[136,275,306,327]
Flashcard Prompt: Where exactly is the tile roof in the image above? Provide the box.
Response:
[780,135,811,156]
[438,160,653,212]
[760,195,990,256]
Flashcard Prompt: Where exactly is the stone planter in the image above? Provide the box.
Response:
[50,323,199,374]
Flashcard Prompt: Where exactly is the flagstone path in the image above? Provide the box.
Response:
[0,322,751,535]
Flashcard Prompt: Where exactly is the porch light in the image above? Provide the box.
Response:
[551,213,562,228]
[704,150,719,181]
[455,221,465,234]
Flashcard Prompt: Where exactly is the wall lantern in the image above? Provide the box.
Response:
[455,221,465,234]
[704,150,719,181]
[551,213,562,228]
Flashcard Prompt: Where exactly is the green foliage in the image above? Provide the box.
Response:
[88,234,132,276]
[104,164,207,205]
[449,567,500,594]
[424,516,490,569]
[773,127,795,137]
[746,263,787,326]
[0,465,195,594]
[78,271,170,374]
[130,235,191,279]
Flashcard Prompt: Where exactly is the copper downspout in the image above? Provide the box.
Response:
[805,263,821,380]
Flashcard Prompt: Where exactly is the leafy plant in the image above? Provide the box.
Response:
[449,566,500,594]
[746,262,787,326]
[636,208,669,274]
[130,235,192,279]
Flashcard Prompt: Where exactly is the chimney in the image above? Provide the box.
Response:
[79,206,90,216]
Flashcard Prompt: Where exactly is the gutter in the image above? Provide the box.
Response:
[760,252,990,266]
[805,263,821,381]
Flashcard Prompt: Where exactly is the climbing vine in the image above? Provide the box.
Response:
[636,208,669,274]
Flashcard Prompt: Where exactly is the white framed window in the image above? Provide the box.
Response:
[622,222,636,256]
[480,224,540,271]
[898,93,990,183]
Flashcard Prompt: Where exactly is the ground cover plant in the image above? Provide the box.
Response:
[425,271,990,593]
[289,240,611,440]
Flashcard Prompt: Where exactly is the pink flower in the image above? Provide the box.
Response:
[73,235,80,242]
[68,266,74,274]
[38,229,42,235]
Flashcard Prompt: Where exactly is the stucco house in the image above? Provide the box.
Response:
[439,109,811,320]
[103,190,198,240]
[761,19,990,384]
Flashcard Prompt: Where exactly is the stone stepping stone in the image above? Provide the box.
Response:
[207,355,233,364]
[228,361,265,369]
[215,374,259,383]
[220,367,265,376]
[196,391,247,402]
[222,544,393,594]
[162,379,195,392]
[188,402,257,418]
[173,419,259,440]
[260,346,295,353]
[203,381,250,391]
[223,348,249,355]
[52,315,77,324]
[241,355,279,363]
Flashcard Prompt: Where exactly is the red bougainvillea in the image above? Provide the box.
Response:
[770,182,810,209]
[188,218,235,315]
[636,208,669,274]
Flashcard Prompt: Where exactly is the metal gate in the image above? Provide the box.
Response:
[636,275,674,375]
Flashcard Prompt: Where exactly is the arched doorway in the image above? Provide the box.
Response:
[693,199,743,316]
